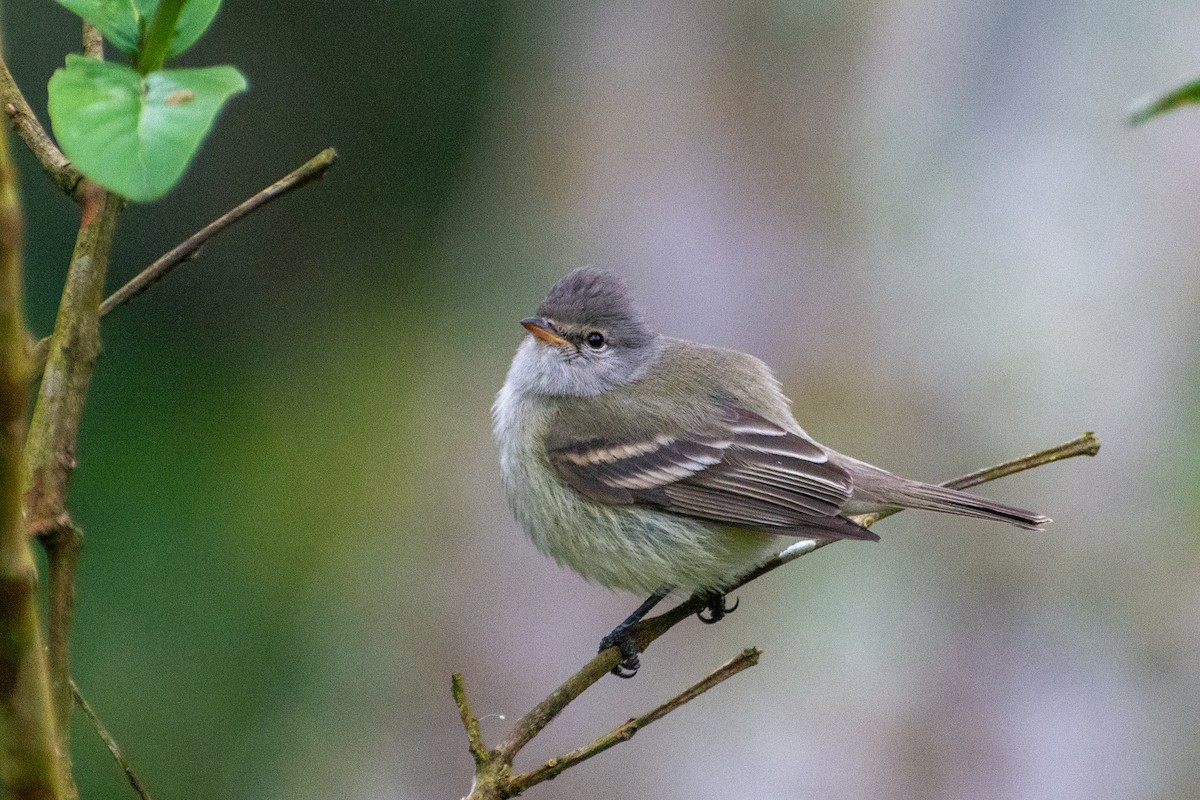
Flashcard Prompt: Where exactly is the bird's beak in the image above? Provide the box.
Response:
[520,317,570,348]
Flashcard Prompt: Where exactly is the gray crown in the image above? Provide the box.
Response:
[537,268,653,346]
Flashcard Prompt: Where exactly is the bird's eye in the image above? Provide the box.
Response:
[584,331,606,349]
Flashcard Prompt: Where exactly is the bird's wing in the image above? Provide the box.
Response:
[545,406,877,541]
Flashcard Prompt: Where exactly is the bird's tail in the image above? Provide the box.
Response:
[842,458,1050,530]
[879,480,1050,530]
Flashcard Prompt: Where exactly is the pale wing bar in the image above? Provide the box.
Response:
[549,434,733,504]
[548,407,876,540]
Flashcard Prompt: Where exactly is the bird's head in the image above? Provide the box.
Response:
[509,267,661,397]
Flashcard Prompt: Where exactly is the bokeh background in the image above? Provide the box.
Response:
[6,1,1200,798]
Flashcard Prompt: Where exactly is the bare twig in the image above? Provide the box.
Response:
[71,681,152,800]
[29,148,339,372]
[100,147,338,316]
[621,646,759,727]
[452,673,490,767]
[0,56,83,199]
[496,648,618,762]
[458,433,1100,798]
[511,648,760,792]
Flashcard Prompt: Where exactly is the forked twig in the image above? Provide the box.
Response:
[509,648,760,792]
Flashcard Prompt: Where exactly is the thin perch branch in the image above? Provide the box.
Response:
[496,648,619,761]
[510,648,760,792]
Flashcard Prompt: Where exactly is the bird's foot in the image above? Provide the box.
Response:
[598,624,642,678]
[696,591,739,624]
[596,587,670,678]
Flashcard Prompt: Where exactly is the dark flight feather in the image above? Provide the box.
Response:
[547,406,879,541]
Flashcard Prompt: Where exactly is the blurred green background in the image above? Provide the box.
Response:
[6,1,1200,798]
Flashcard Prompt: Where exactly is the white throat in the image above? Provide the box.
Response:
[502,335,661,399]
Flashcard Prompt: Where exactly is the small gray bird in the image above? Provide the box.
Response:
[494,267,1048,676]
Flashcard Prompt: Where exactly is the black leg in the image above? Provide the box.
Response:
[696,591,739,624]
[598,587,670,678]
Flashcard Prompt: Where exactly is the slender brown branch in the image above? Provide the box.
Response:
[71,681,152,800]
[940,431,1100,489]
[452,673,490,767]
[511,648,760,792]
[20,149,337,779]
[460,433,1100,799]
[493,591,717,763]
[496,649,618,761]
[23,180,123,789]
[454,676,515,800]
[30,148,339,372]
[627,646,760,726]
[0,55,83,199]
[100,147,338,316]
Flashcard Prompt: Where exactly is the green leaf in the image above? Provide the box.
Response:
[48,55,247,201]
[53,0,222,56]
[166,0,223,56]
[1130,75,1200,125]
[53,0,140,52]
